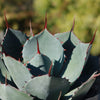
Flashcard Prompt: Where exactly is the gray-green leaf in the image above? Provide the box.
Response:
[25,75,70,100]
[0,84,33,100]
[0,57,11,81]
[23,29,64,76]
[3,54,32,90]
[64,72,98,100]
[62,43,92,83]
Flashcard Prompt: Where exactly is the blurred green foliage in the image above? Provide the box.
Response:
[0,0,100,55]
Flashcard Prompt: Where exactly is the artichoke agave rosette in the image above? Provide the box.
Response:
[0,15,99,100]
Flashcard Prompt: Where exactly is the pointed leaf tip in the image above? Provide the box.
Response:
[90,29,97,44]
[48,62,52,76]
[37,39,40,54]
[44,13,47,29]
[70,17,75,32]
[93,73,100,78]
[29,20,34,36]
[4,11,9,29]
[58,91,62,100]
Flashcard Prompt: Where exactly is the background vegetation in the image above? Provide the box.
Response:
[0,0,100,56]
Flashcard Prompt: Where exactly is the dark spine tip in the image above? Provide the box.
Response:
[70,17,75,32]
[4,11,9,29]
[37,39,40,54]
[44,13,47,29]
[48,62,52,77]
[58,91,62,100]
[29,20,34,36]
[93,73,100,78]
[90,29,97,44]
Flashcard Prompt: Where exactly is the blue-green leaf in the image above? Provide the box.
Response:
[23,29,64,76]
[55,31,80,77]
[25,75,70,100]
[2,28,28,61]
[0,57,11,81]
[64,72,98,100]
[3,54,32,90]
[0,84,33,100]
[62,43,92,83]
[29,53,51,74]
[54,31,80,46]
[22,37,37,63]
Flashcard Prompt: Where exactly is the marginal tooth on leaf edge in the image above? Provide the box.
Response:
[4,11,9,29]
[65,56,67,58]
[61,41,64,44]
[90,29,97,44]
[28,68,31,71]
[18,58,21,62]
[64,49,67,51]
[37,39,40,54]
[44,13,47,29]
[48,62,53,77]
[31,75,35,79]
[24,63,26,66]
[70,17,75,32]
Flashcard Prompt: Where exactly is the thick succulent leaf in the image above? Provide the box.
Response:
[54,32,80,46]
[55,32,80,77]
[0,84,33,100]
[25,75,70,100]
[70,55,100,90]
[22,37,37,62]
[23,29,64,76]
[29,53,51,74]
[2,28,28,61]
[35,29,64,64]
[6,28,27,44]
[62,43,92,83]
[3,55,32,90]
[0,57,11,81]
[64,72,98,100]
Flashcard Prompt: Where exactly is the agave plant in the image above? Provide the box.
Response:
[0,14,100,100]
